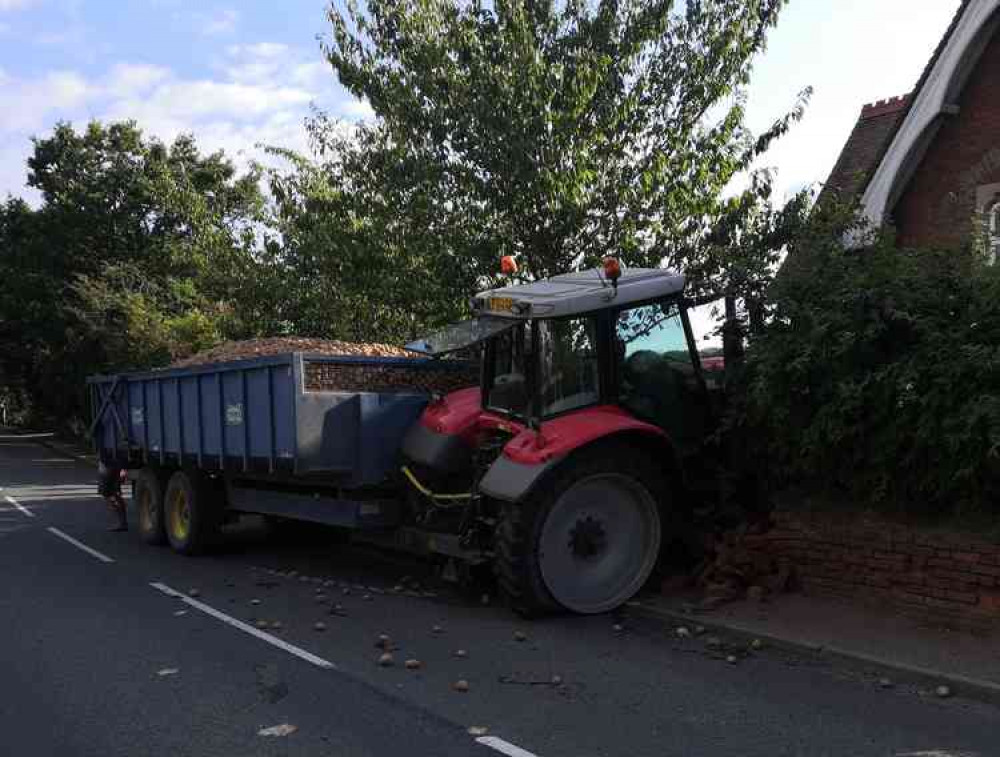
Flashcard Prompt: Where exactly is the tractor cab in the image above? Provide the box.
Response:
[407,264,712,449]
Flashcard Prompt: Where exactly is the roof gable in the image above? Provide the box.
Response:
[861,0,1000,226]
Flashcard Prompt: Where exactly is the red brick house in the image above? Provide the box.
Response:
[825,0,1000,254]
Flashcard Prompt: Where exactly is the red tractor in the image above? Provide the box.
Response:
[402,262,724,615]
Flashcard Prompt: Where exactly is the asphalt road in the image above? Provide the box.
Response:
[1,435,998,757]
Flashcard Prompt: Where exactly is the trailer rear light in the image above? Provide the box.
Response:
[500,255,518,275]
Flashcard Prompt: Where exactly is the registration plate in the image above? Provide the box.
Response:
[487,297,514,313]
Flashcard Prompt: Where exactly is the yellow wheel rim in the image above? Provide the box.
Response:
[139,489,153,532]
[169,489,191,541]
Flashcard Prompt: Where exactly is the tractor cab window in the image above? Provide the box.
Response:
[538,317,600,416]
[486,324,530,417]
[615,301,705,441]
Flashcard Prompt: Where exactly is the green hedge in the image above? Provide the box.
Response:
[738,205,1000,517]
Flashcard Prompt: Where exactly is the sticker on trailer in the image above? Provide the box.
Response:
[131,408,144,426]
[226,403,244,426]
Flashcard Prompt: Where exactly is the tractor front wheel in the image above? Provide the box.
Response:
[496,448,663,616]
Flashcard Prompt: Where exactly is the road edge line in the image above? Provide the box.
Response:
[46,527,114,563]
[150,582,337,670]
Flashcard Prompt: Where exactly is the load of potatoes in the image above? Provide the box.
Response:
[173,337,479,395]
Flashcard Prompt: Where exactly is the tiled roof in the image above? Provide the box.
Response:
[818,95,910,206]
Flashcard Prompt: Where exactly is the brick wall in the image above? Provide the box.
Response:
[741,510,1000,629]
[893,29,1000,249]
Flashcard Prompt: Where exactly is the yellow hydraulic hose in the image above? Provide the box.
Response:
[401,465,471,505]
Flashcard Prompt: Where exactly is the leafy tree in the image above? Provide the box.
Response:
[0,121,267,428]
[324,0,807,301]
[261,118,478,344]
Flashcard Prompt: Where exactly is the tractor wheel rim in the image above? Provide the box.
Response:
[139,489,154,531]
[169,490,190,541]
[538,473,660,614]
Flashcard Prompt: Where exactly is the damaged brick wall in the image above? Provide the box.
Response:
[740,510,1000,629]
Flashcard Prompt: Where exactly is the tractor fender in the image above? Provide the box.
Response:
[401,387,481,474]
[479,406,679,504]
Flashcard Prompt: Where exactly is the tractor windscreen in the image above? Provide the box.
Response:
[485,323,531,417]
[538,317,601,416]
[405,316,517,356]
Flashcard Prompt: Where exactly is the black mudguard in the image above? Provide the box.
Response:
[401,422,473,475]
[478,453,563,504]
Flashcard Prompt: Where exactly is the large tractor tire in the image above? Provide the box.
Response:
[164,470,224,555]
[495,446,664,616]
[133,466,171,545]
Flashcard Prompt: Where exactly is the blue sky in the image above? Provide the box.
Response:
[0,0,963,204]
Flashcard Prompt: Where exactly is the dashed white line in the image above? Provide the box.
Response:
[150,582,337,670]
[47,527,114,563]
[5,494,35,518]
[476,736,541,757]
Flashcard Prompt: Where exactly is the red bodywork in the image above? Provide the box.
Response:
[418,387,672,466]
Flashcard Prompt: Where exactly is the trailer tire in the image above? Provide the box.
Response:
[134,467,170,545]
[164,470,223,555]
[495,445,664,617]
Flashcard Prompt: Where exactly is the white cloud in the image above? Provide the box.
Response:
[105,63,171,96]
[0,0,35,10]
[0,70,93,133]
[109,80,312,123]
[232,42,288,59]
[0,40,375,198]
[339,98,375,121]
[197,8,239,36]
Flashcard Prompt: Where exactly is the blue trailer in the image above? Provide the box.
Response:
[88,351,477,554]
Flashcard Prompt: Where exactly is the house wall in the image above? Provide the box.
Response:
[892,28,1000,249]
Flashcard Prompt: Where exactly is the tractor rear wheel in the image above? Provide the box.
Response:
[133,467,170,545]
[164,470,223,555]
[495,447,663,616]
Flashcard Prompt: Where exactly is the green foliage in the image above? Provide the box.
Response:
[740,200,1000,516]
[260,125,475,343]
[0,121,266,428]
[323,0,805,296]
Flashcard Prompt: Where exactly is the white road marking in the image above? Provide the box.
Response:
[150,582,336,670]
[258,724,298,737]
[476,736,541,757]
[4,495,35,518]
[47,527,114,563]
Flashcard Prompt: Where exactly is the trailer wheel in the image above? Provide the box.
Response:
[164,470,223,555]
[495,446,663,616]
[133,467,170,545]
